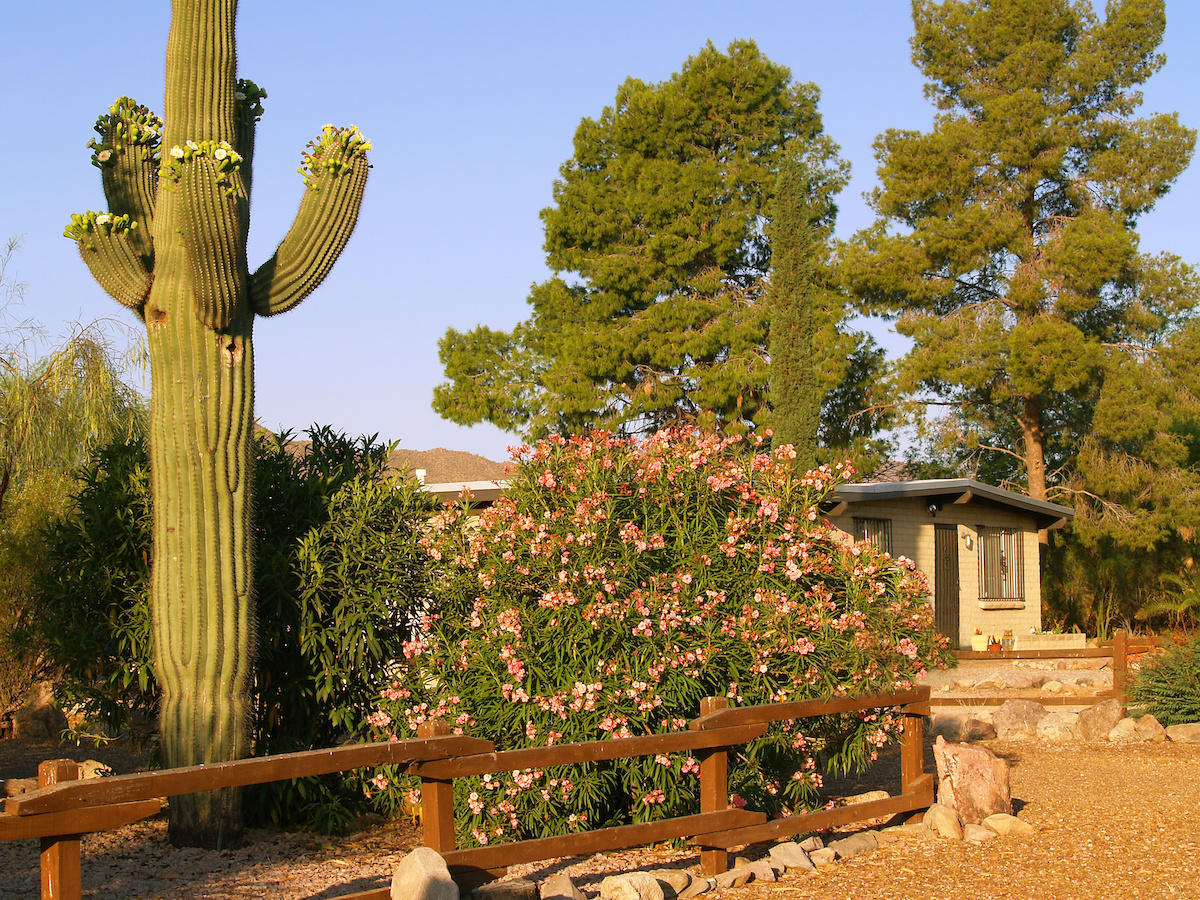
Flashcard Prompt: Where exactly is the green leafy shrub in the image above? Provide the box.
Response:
[1128,638,1200,726]
[35,426,440,829]
[364,429,947,847]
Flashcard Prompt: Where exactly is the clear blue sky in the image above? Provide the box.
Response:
[3,2,1196,462]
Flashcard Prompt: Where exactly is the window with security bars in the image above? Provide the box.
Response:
[852,517,892,555]
[978,526,1023,602]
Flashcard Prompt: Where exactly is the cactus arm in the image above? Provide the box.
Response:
[234,80,266,199]
[249,125,370,317]
[64,212,153,313]
[89,98,161,265]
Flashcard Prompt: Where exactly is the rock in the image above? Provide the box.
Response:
[1135,714,1167,743]
[922,803,963,840]
[391,847,458,900]
[991,700,1049,740]
[1165,722,1200,743]
[78,760,116,780]
[808,847,837,866]
[827,831,878,859]
[1108,717,1139,743]
[998,670,1036,690]
[677,878,713,900]
[768,841,814,871]
[540,874,586,900]
[1077,699,1125,741]
[932,736,1012,824]
[880,823,929,843]
[982,813,1034,836]
[652,870,692,895]
[712,868,751,889]
[1035,711,1078,743]
[962,716,997,741]
[798,835,823,853]
[1041,680,1063,693]
[11,708,50,741]
[745,860,777,883]
[964,823,997,843]
[475,879,537,900]
[3,777,38,798]
[599,872,664,900]
[839,790,893,826]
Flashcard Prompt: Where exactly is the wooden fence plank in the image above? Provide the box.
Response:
[0,800,164,842]
[10,736,491,817]
[441,809,764,872]
[691,786,936,849]
[408,723,768,780]
[689,687,930,731]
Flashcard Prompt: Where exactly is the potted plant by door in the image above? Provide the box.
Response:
[987,635,1002,652]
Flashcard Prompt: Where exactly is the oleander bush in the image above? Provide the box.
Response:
[1127,637,1200,726]
[364,428,947,846]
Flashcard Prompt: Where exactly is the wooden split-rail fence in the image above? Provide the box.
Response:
[2,686,934,900]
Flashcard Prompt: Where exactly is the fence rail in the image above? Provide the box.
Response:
[2,685,934,900]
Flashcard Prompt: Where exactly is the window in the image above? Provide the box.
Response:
[978,526,1024,605]
[852,517,892,555]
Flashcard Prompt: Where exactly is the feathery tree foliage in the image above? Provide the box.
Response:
[435,41,872,443]
[64,0,369,847]
[0,236,146,723]
[842,0,1196,520]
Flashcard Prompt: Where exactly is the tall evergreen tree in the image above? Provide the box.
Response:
[843,0,1195,520]
[767,155,826,473]
[435,41,855,440]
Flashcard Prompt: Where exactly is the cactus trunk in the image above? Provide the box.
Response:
[146,284,255,848]
[68,0,369,848]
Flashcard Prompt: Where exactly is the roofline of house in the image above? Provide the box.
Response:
[827,478,1074,531]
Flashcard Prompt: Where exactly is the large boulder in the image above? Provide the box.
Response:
[991,700,1049,740]
[933,736,1013,824]
[1166,722,1200,743]
[391,847,457,900]
[1076,699,1125,741]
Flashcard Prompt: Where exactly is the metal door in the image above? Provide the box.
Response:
[934,524,960,644]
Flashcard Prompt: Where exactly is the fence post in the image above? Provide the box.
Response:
[418,719,456,855]
[1113,628,1128,704]
[900,708,925,797]
[697,696,729,878]
[39,759,81,900]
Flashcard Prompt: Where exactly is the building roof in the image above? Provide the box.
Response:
[827,478,1074,531]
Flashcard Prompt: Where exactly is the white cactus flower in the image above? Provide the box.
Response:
[170,146,184,159]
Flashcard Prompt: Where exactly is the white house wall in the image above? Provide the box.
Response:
[826,499,1042,649]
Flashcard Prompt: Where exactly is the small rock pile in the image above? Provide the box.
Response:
[933,698,1200,745]
[925,659,1113,696]
[390,809,1037,900]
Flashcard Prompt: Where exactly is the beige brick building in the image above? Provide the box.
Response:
[824,480,1073,650]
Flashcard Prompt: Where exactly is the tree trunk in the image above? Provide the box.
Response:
[1017,393,1050,546]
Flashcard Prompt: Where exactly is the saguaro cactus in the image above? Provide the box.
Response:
[65,0,369,848]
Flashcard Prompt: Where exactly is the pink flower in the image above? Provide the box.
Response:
[728,794,747,810]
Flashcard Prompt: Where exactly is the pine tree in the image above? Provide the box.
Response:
[435,41,854,439]
[843,0,1195,520]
